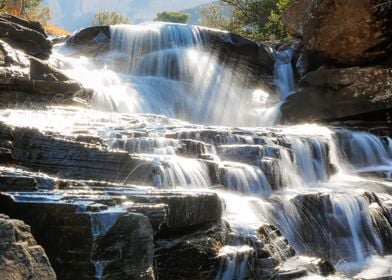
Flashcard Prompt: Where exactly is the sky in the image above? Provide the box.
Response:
[44,0,215,31]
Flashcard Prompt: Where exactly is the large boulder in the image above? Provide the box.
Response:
[281,0,311,37]
[0,213,56,280]
[0,15,51,59]
[282,0,392,65]
[280,66,392,123]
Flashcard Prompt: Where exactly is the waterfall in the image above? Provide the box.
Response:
[27,22,392,279]
[274,48,295,100]
[52,23,278,127]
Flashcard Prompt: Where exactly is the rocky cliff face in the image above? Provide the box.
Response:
[280,0,392,124]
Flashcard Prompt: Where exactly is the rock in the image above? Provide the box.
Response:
[0,175,38,192]
[0,15,51,59]
[281,0,311,37]
[200,27,274,76]
[10,125,150,182]
[29,57,70,81]
[0,184,225,280]
[280,66,392,123]
[66,26,110,56]
[0,195,155,280]
[155,222,226,280]
[50,35,70,45]
[0,40,93,108]
[282,0,392,65]
[65,26,111,57]
[257,224,295,264]
[0,213,56,280]
[277,256,335,279]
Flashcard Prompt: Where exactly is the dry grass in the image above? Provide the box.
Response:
[44,23,70,36]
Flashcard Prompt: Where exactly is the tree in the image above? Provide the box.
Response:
[0,0,51,23]
[93,11,132,26]
[374,0,392,9]
[200,0,294,41]
[154,11,190,24]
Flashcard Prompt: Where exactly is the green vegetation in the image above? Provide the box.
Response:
[0,0,51,23]
[154,11,190,24]
[200,0,295,41]
[93,11,132,26]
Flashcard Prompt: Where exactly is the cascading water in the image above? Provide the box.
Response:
[274,48,295,100]
[20,22,390,279]
[52,23,276,127]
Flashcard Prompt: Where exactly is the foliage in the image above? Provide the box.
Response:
[200,0,295,41]
[44,23,70,36]
[93,11,132,26]
[0,0,51,23]
[154,11,190,24]
[374,0,392,9]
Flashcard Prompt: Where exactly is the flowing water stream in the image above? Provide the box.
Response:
[3,23,392,279]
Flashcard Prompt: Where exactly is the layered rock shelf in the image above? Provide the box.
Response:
[0,107,358,279]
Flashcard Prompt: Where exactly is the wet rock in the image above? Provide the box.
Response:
[282,0,392,65]
[155,222,226,280]
[0,213,56,280]
[0,175,38,192]
[9,125,154,183]
[363,192,392,253]
[29,56,70,81]
[200,27,274,78]
[280,66,392,123]
[125,191,223,234]
[0,185,225,280]
[0,195,155,280]
[257,224,295,264]
[0,15,51,59]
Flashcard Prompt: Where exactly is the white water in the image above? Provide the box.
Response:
[51,22,277,127]
[24,22,392,279]
[274,48,295,100]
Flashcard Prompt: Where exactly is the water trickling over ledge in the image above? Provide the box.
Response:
[0,22,391,280]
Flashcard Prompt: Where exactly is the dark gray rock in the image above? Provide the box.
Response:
[155,222,226,280]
